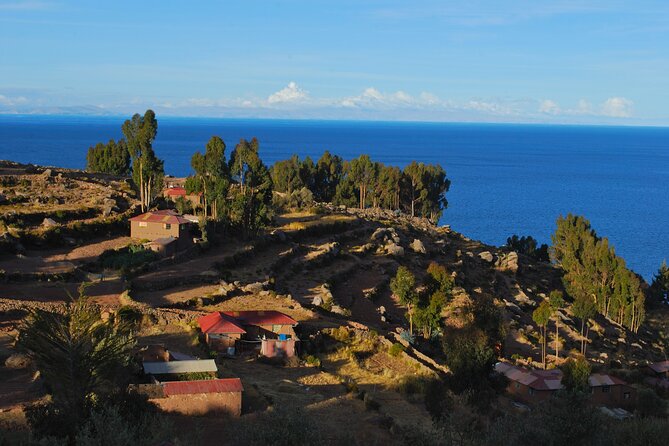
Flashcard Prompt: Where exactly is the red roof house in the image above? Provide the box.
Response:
[163,186,203,208]
[129,209,193,252]
[198,311,298,358]
[495,362,564,403]
[156,378,243,416]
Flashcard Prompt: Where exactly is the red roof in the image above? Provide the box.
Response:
[164,187,202,197]
[222,310,298,326]
[129,209,191,225]
[198,312,246,334]
[162,378,243,395]
[649,360,669,374]
[495,362,564,391]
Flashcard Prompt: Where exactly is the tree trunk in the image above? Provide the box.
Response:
[139,160,145,212]
[555,318,559,360]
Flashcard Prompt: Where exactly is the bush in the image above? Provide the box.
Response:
[389,342,406,357]
[98,244,158,271]
[304,355,321,367]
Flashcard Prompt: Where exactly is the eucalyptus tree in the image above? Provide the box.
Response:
[549,290,565,359]
[314,151,343,202]
[122,110,163,211]
[533,300,552,369]
[86,139,130,175]
[186,136,230,220]
[348,154,377,209]
[390,266,419,335]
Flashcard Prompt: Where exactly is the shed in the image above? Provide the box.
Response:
[153,378,244,417]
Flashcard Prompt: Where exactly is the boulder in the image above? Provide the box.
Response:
[479,251,494,263]
[42,218,57,227]
[495,251,519,273]
[243,281,266,294]
[5,353,32,369]
[312,295,324,306]
[330,305,347,316]
[385,243,404,257]
[41,168,53,178]
[410,239,427,254]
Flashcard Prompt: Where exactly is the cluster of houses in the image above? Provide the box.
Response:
[496,359,669,414]
[137,310,299,417]
[130,182,669,419]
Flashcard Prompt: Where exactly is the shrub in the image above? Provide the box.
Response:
[304,355,321,367]
[389,342,406,357]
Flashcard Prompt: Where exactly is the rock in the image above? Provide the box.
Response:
[312,295,324,306]
[243,281,266,294]
[410,239,427,254]
[479,251,494,263]
[378,306,386,315]
[271,230,287,242]
[495,251,519,273]
[465,251,474,258]
[42,218,57,227]
[330,305,347,315]
[5,353,32,369]
[41,168,53,178]
[385,243,404,257]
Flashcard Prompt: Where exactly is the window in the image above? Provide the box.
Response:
[624,392,630,400]
[602,386,610,393]
[164,223,171,230]
[529,388,535,396]
[139,222,147,227]
[515,382,520,389]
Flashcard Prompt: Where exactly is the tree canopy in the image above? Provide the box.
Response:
[86,139,130,175]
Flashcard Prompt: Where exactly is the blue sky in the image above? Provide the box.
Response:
[1,1,668,124]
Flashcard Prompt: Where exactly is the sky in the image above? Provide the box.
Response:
[1,0,668,125]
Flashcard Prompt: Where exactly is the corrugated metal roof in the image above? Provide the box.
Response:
[198,312,247,334]
[495,362,564,391]
[588,373,626,387]
[222,310,298,326]
[143,359,218,375]
[162,378,244,395]
[649,360,669,374]
[129,209,192,225]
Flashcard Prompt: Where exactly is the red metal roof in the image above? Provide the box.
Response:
[495,362,564,391]
[164,187,202,197]
[198,312,247,334]
[162,378,244,395]
[129,209,192,225]
[222,310,298,326]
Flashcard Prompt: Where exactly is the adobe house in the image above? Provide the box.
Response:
[163,186,203,209]
[589,373,636,409]
[198,310,299,358]
[156,378,243,417]
[495,362,564,404]
[129,209,193,251]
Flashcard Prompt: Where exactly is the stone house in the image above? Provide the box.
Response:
[129,209,193,251]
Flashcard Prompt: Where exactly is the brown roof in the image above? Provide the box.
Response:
[588,373,627,387]
[495,362,564,391]
[222,310,298,326]
[129,209,191,225]
[648,360,669,374]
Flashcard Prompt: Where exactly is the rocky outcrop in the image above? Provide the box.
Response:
[479,251,494,263]
[495,251,519,273]
[410,239,427,254]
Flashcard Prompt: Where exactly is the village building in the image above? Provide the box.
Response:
[163,186,204,209]
[495,362,564,404]
[588,373,636,409]
[129,209,194,253]
[198,310,299,358]
[647,360,669,379]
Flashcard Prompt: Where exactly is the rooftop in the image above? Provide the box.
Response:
[162,378,244,396]
[222,310,298,327]
[198,312,247,335]
[648,360,669,374]
[588,373,627,387]
[143,359,218,375]
[495,362,564,391]
[129,209,192,225]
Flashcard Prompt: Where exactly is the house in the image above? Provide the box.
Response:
[198,310,299,358]
[129,209,193,251]
[157,378,243,416]
[495,362,564,403]
[163,186,203,209]
[647,360,669,379]
[589,373,636,408]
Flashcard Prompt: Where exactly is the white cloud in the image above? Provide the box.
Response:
[539,99,560,115]
[267,82,308,104]
[0,94,28,106]
[600,97,633,118]
[575,99,593,115]
[465,100,516,116]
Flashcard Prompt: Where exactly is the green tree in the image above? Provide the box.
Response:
[561,356,591,392]
[650,260,669,303]
[18,287,136,437]
[390,266,419,335]
[426,262,454,296]
[377,164,403,210]
[549,290,565,360]
[415,290,447,339]
[228,138,273,235]
[122,110,163,212]
[313,151,343,202]
[86,139,130,175]
[348,154,377,209]
[506,234,549,262]
[572,295,597,355]
[270,154,303,194]
[404,161,426,217]
[533,300,552,369]
[186,136,230,220]
[442,327,497,395]
[421,164,450,222]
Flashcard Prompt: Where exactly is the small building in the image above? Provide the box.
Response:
[495,362,564,404]
[154,378,243,417]
[198,310,299,358]
[589,373,636,409]
[146,236,178,257]
[142,359,218,377]
[647,360,669,379]
[163,186,203,209]
[129,209,193,250]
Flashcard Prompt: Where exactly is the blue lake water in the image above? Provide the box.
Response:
[1,114,667,281]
